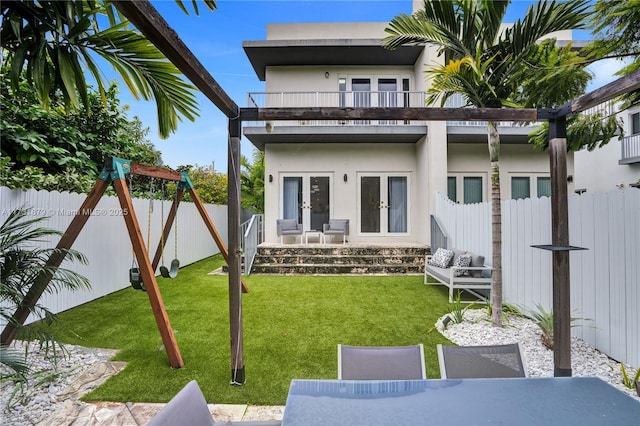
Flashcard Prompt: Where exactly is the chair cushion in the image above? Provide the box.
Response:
[452,254,472,277]
[280,219,298,230]
[428,248,454,269]
[469,253,485,278]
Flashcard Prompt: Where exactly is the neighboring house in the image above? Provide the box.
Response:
[242,19,575,245]
[574,103,640,192]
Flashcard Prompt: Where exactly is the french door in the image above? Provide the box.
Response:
[358,173,409,235]
[282,174,332,231]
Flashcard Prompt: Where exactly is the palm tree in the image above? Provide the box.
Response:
[241,150,265,214]
[384,0,591,325]
[0,0,215,138]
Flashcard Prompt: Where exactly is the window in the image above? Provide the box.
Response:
[511,175,551,199]
[447,177,457,202]
[511,177,531,200]
[463,177,483,204]
[631,112,640,135]
[448,175,484,204]
[537,177,551,198]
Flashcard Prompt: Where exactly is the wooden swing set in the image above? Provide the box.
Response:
[0,157,248,369]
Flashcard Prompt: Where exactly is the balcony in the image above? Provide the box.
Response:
[620,134,640,164]
[243,91,537,147]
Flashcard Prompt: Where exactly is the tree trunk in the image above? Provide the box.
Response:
[488,121,503,326]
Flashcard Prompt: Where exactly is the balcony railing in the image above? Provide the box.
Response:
[621,133,640,164]
[247,91,428,126]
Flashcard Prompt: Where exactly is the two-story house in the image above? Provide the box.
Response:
[242,21,575,245]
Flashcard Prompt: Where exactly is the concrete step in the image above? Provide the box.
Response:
[249,244,429,275]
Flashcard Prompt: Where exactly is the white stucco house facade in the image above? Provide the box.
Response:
[574,104,640,192]
[241,19,576,245]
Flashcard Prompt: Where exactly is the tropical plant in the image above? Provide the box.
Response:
[620,363,640,391]
[169,165,228,205]
[0,208,90,351]
[0,0,216,139]
[527,303,585,349]
[384,0,592,325]
[1,67,162,183]
[241,150,265,214]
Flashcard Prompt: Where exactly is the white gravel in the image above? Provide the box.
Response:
[1,341,116,426]
[436,308,640,400]
[1,311,638,425]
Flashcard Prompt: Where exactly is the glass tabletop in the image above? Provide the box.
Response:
[282,377,640,425]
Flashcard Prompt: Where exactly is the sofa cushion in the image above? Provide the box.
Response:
[280,219,298,229]
[428,248,454,269]
[469,253,485,278]
[452,254,472,277]
[449,248,468,267]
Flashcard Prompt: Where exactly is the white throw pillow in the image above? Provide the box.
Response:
[428,248,454,268]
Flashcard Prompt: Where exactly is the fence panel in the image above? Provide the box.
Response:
[1,187,227,325]
[434,189,640,367]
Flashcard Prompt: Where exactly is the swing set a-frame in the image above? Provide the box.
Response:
[0,156,248,369]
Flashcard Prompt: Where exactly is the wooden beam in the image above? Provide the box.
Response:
[112,0,239,119]
[113,178,184,369]
[563,68,640,117]
[130,162,183,182]
[1,179,110,346]
[240,107,539,122]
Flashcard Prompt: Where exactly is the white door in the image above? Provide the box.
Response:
[358,173,409,236]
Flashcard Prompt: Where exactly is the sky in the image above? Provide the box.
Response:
[113,0,621,172]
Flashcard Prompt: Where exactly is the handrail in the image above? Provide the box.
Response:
[430,215,448,253]
[242,214,264,276]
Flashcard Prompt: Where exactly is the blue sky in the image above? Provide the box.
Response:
[114,0,617,172]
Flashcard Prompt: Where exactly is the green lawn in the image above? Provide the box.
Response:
[34,255,454,405]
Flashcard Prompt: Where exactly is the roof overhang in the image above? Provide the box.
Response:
[447,125,536,144]
[243,125,428,150]
[242,39,424,81]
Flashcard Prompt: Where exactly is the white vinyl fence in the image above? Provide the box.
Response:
[0,187,227,325]
[435,189,640,367]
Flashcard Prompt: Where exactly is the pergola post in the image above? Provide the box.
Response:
[228,118,245,385]
[548,117,572,377]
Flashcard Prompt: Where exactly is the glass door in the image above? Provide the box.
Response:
[282,174,331,231]
[358,173,409,235]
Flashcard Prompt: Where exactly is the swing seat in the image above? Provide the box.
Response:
[129,267,146,291]
[160,259,180,278]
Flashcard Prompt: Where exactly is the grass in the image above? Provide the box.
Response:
[31,255,454,405]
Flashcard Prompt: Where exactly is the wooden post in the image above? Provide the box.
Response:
[549,118,572,377]
[112,177,184,369]
[228,118,245,384]
[0,179,110,346]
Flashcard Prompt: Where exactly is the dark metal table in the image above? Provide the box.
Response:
[281,377,640,425]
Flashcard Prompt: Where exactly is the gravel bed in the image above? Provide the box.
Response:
[436,309,640,400]
[1,341,116,426]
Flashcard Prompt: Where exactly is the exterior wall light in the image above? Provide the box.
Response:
[343,174,348,182]
[325,72,330,79]
[269,174,273,183]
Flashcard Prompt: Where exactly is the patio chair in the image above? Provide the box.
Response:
[338,344,426,380]
[437,343,527,379]
[148,380,215,426]
[323,219,349,244]
[276,219,302,244]
[148,380,282,426]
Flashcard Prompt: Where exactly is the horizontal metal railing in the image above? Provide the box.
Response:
[621,133,640,163]
[247,91,427,126]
